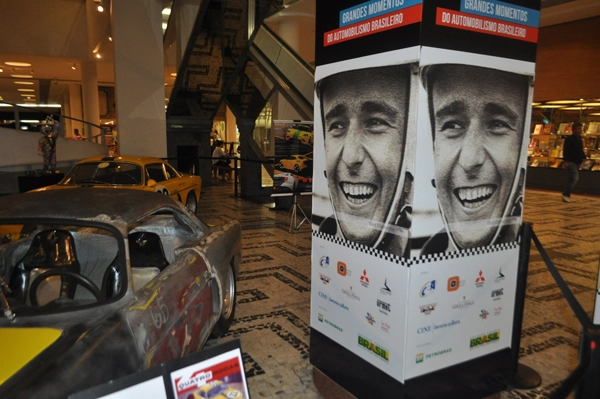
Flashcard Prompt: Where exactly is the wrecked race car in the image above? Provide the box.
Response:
[0,188,241,399]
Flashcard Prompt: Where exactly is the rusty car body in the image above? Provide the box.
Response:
[32,155,202,213]
[0,189,241,399]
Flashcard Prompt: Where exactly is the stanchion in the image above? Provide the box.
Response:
[508,222,542,389]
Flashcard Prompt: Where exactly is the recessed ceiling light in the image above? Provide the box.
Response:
[11,74,33,78]
[17,88,35,92]
[170,73,177,76]
[14,81,34,85]
[581,102,600,107]
[5,62,32,67]
[95,53,101,59]
[20,93,35,96]
[561,106,587,110]
[533,104,563,108]
[71,63,76,70]
[97,5,104,12]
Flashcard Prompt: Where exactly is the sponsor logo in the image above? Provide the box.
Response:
[495,267,505,283]
[341,286,360,301]
[479,309,489,319]
[447,276,461,291]
[420,303,437,315]
[417,325,431,334]
[416,348,452,363]
[320,256,330,267]
[470,330,500,349]
[320,292,350,311]
[358,335,389,361]
[318,313,343,332]
[337,261,347,276]
[360,269,370,287]
[366,312,376,325]
[377,299,391,314]
[475,270,486,288]
[319,273,330,284]
[494,306,503,316]
[452,296,475,309]
[381,321,391,333]
[420,280,436,297]
[491,288,504,300]
[380,278,392,296]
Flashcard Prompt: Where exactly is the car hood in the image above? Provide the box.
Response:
[0,327,62,385]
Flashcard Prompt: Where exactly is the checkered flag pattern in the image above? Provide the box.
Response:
[313,230,409,266]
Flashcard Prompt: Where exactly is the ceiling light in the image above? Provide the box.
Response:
[14,81,34,85]
[162,23,168,30]
[588,113,600,116]
[108,36,112,41]
[97,5,104,12]
[532,102,541,106]
[545,100,583,104]
[0,68,3,73]
[17,88,35,92]
[162,8,172,15]
[581,102,600,107]
[560,106,587,110]
[5,62,32,67]
[95,53,101,59]
[11,74,33,78]
[533,104,564,108]
[170,73,177,76]
[71,63,76,70]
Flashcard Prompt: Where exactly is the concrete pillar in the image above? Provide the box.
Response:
[175,0,201,66]
[111,0,166,157]
[225,106,237,144]
[69,84,84,138]
[81,60,101,133]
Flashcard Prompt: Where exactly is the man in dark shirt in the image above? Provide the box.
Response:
[562,122,586,202]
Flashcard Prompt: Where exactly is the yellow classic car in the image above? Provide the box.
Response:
[32,155,202,213]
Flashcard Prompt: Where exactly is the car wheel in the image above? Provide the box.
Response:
[212,263,236,336]
[186,191,197,214]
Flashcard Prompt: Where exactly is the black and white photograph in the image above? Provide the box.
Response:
[312,49,419,259]
[412,48,535,256]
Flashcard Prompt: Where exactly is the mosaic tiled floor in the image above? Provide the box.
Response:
[199,181,600,399]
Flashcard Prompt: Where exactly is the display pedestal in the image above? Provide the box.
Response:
[18,173,64,193]
[313,368,356,399]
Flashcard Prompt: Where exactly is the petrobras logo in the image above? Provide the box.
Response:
[420,280,436,297]
[470,330,500,349]
[319,273,330,285]
[475,270,486,288]
[491,288,504,300]
[337,261,348,276]
[318,313,343,332]
[366,312,376,326]
[358,334,389,362]
[360,269,370,288]
[447,276,464,292]
[377,299,391,315]
[419,303,437,315]
[381,320,391,333]
[479,309,489,319]
[380,278,392,296]
[320,256,330,267]
[341,286,360,301]
[452,296,474,309]
[495,267,506,283]
[416,348,452,364]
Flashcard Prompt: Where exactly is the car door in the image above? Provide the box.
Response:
[126,237,217,367]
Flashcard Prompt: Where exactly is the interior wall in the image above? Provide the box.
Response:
[534,15,600,101]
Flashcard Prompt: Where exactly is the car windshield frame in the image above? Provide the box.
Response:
[0,217,128,319]
[60,161,144,186]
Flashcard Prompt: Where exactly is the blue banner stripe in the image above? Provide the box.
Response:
[339,0,423,27]
[460,0,539,28]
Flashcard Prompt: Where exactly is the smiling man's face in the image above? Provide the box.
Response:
[321,66,409,245]
[429,65,528,248]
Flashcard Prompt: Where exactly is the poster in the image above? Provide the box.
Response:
[272,120,314,195]
[311,0,539,386]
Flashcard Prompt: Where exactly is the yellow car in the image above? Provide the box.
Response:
[32,155,202,213]
[278,154,312,173]
[285,128,314,145]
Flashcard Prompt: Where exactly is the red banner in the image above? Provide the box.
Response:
[436,7,538,43]
[324,4,422,47]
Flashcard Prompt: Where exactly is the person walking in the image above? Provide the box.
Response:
[562,122,586,202]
